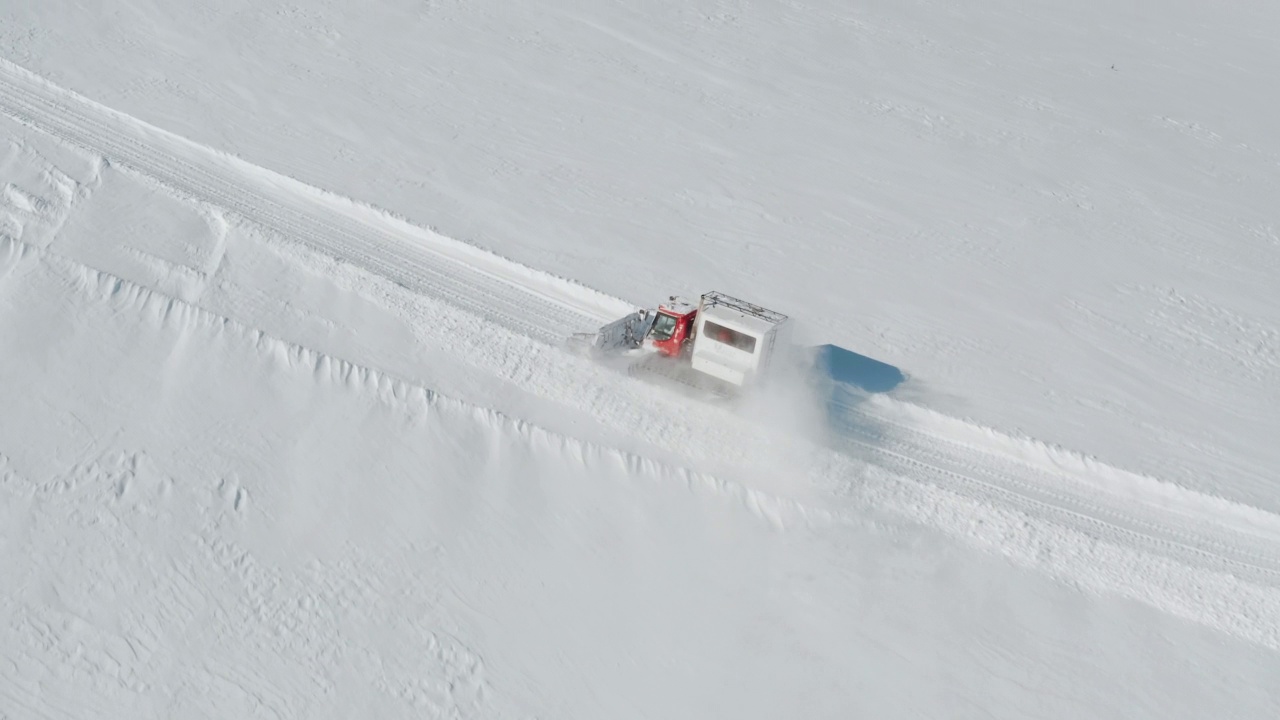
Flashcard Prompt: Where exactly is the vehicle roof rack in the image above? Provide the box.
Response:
[701,290,788,325]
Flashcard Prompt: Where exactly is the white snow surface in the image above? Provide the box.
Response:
[2,1,1279,717]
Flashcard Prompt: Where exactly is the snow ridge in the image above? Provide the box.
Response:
[8,234,825,535]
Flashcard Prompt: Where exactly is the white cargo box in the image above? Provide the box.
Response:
[690,291,790,386]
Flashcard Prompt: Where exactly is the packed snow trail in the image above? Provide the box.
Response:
[5,58,1280,653]
[9,0,1279,516]
[5,238,1276,718]
[4,55,1280,575]
[826,387,1280,586]
[5,60,1280,720]
[0,58,629,344]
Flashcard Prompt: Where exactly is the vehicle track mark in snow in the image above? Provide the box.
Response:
[8,73,1280,593]
[0,58,630,345]
[846,428,1280,587]
[5,57,1280,651]
[11,235,1280,651]
[4,61,1278,584]
[835,395,1280,583]
[8,234,821,538]
[3,53,1257,541]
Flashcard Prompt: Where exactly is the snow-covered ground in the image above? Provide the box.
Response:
[2,1,1279,717]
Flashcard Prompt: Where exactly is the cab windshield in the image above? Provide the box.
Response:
[650,312,679,341]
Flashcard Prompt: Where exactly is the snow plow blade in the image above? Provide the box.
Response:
[566,309,655,356]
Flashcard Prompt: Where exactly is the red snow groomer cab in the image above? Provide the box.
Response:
[645,297,698,358]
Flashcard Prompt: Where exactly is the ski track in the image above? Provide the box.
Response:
[5,59,1280,643]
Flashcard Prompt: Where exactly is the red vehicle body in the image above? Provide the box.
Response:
[647,302,698,358]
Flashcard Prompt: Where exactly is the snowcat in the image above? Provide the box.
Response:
[570,291,792,394]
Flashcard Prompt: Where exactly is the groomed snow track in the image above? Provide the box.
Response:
[828,387,1280,587]
[5,58,1280,648]
[0,59,625,347]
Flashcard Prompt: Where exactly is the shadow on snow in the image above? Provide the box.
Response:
[808,344,905,395]
[794,344,908,452]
